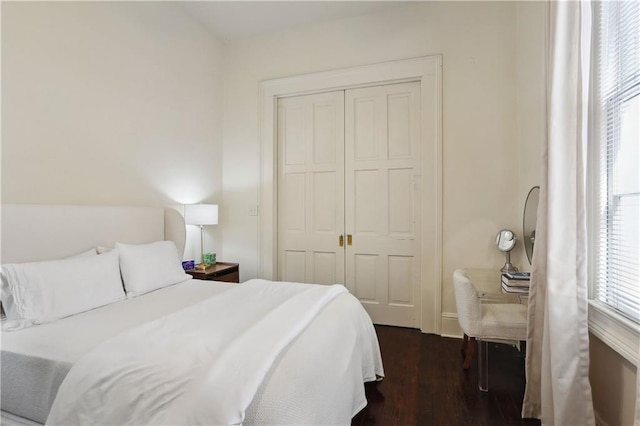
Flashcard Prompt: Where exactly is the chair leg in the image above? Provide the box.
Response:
[462,337,475,369]
[461,333,469,354]
[478,339,488,392]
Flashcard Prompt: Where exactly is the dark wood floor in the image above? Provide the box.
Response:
[353,326,541,426]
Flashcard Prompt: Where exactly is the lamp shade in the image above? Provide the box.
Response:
[185,204,218,226]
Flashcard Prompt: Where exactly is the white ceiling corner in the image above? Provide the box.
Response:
[179,1,414,41]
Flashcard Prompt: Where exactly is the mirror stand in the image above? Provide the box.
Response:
[501,251,518,274]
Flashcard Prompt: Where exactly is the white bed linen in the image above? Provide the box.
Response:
[2,280,384,425]
[48,280,363,425]
[1,279,232,424]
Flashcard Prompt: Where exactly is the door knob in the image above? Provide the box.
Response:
[347,234,353,245]
[339,235,344,247]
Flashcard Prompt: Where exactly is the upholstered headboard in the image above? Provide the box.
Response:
[1,205,186,264]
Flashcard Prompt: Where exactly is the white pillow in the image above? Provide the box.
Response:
[0,250,125,330]
[116,241,190,297]
[0,247,97,320]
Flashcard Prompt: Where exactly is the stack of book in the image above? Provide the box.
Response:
[501,271,531,294]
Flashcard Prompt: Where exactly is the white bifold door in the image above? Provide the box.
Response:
[277,82,421,328]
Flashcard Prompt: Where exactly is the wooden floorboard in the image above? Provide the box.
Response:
[352,325,541,426]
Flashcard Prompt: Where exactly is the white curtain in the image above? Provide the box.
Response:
[522,1,595,425]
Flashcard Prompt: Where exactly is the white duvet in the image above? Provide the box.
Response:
[46,279,383,425]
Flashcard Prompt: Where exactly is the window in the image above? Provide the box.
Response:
[592,1,640,325]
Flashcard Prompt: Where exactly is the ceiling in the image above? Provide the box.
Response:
[179,1,413,41]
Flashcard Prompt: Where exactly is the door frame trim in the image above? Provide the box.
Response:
[258,56,443,334]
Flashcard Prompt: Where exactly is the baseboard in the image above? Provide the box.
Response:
[594,410,610,426]
[440,312,462,338]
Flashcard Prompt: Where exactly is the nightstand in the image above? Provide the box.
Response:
[185,262,240,283]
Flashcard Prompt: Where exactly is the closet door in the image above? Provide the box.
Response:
[345,82,422,327]
[277,91,345,285]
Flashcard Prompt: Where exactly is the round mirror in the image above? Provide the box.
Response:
[496,229,517,273]
[496,229,516,252]
[523,186,540,264]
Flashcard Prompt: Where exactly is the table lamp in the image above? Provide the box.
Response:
[184,204,218,271]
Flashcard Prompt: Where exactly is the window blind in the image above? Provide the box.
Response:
[594,0,640,322]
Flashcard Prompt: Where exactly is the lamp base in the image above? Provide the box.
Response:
[194,263,208,271]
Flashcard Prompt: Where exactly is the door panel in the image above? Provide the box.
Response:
[353,98,378,160]
[277,91,345,285]
[354,169,380,234]
[283,173,306,231]
[354,254,378,302]
[387,93,413,159]
[345,82,422,327]
[388,168,414,235]
[276,82,421,328]
[284,251,306,283]
[388,255,413,305]
[312,172,336,232]
[313,252,337,285]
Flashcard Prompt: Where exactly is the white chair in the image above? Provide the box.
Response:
[453,269,528,391]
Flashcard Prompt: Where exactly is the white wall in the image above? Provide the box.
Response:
[590,334,637,426]
[222,2,544,324]
[1,2,224,260]
[514,1,545,270]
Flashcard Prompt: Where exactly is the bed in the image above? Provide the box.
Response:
[0,204,384,425]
